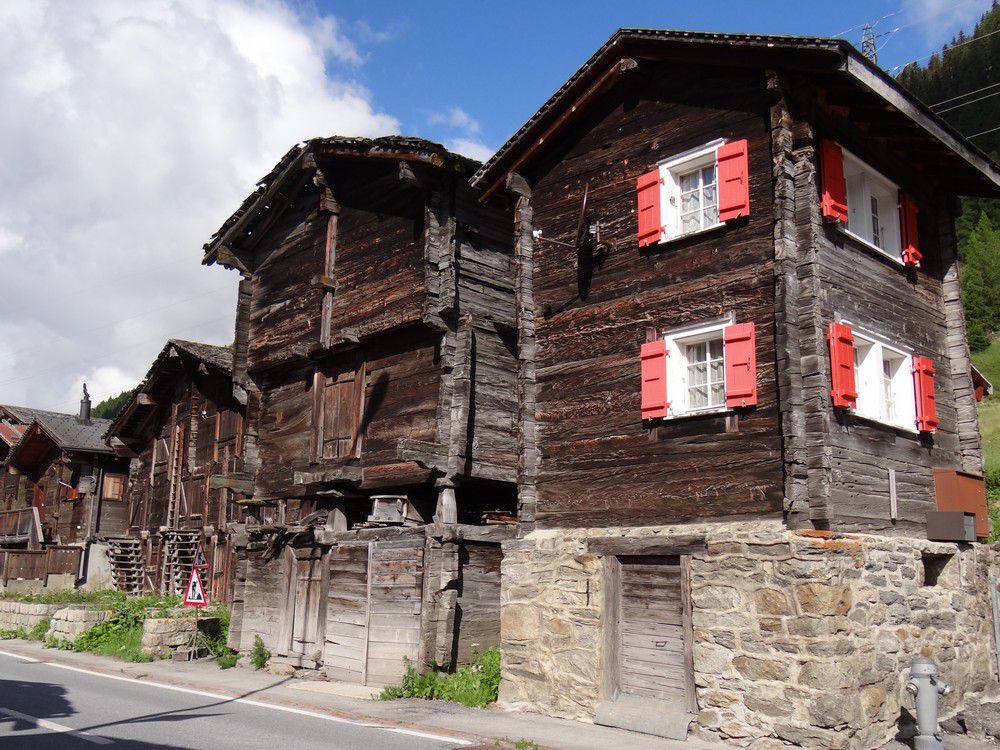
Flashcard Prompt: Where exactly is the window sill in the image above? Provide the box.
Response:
[660,406,730,422]
[835,226,903,267]
[848,411,919,436]
[652,222,727,248]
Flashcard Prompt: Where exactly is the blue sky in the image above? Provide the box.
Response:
[323,0,994,157]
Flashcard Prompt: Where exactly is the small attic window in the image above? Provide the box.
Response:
[921,553,955,587]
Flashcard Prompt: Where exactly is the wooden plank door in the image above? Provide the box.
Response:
[598,554,697,738]
[324,543,371,683]
[364,538,424,687]
[617,555,691,705]
[283,546,328,661]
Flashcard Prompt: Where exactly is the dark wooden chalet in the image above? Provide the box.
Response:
[471,29,1000,730]
[0,396,128,578]
[104,339,243,599]
[202,136,518,684]
[473,28,1000,535]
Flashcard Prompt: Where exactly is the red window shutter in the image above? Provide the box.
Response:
[640,339,669,419]
[636,169,663,247]
[717,139,750,222]
[819,140,848,223]
[913,356,939,433]
[899,191,922,267]
[827,322,858,409]
[724,322,757,408]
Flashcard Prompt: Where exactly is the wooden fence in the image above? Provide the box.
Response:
[0,546,83,583]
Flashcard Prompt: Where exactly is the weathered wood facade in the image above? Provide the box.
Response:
[104,339,244,599]
[203,137,518,682]
[473,29,1000,536]
[0,400,128,554]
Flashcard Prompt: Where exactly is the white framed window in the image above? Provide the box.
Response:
[660,139,725,240]
[842,151,901,261]
[662,316,731,417]
[850,327,916,431]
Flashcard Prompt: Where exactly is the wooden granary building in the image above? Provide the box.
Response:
[469,29,1000,746]
[202,136,518,684]
[104,339,244,599]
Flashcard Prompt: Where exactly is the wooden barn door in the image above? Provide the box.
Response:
[279,546,328,663]
[598,554,696,739]
[324,538,424,686]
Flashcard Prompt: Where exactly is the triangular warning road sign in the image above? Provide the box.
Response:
[193,544,208,569]
[183,567,208,608]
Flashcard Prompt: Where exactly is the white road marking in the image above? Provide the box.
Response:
[0,650,472,746]
[0,649,40,663]
[0,706,112,745]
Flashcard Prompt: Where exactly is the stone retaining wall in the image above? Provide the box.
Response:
[142,615,220,658]
[500,521,1000,749]
[0,600,61,632]
[47,606,114,641]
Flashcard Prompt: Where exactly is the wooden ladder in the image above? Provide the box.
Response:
[107,537,144,595]
[162,530,200,596]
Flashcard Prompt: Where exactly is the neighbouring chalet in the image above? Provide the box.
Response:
[470,30,1000,746]
[104,340,244,600]
[0,395,129,582]
[202,137,518,684]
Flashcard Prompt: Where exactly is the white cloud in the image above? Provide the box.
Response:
[446,137,495,163]
[904,0,993,43]
[429,106,482,134]
[0,0,398,412]
[426,106,494,163]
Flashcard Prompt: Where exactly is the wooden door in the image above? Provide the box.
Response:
[280,546,328,662]
[323,538,424,686]
[617,556,691,704]
[599,554,696,737]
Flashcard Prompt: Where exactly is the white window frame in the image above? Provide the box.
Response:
[661,314,733,419]
[846,323,917,433]
[840,150,902,264]
[658,138,726,242]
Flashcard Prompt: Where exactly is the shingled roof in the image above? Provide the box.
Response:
[105,339,234,440]
[202,135,479,267]
[0,405,113,454]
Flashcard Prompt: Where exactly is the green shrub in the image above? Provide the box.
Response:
[217,652,238,669]
[378,649,501,708]
[250,635,270,669]
[27,618,49,641]
[54,593,179,663]
[0,627,28,640]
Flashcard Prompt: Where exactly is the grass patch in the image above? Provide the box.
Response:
[974,340,1000,540]
[217,652,238,669]
[0,627,28,640]
[51,592,180,663]
[379,649,501,708]
[1,588,122,605]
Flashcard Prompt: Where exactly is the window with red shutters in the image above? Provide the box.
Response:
[819,140,848,223]
[723,322,757,408]
[827,322,858,409]
[899,192,922,267]
[717,139,750,222]
[636,169,663,247]
[913,356,938,433]
[640,339,669,419]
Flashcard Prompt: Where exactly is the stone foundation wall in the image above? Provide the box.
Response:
[47,606,114,641]
[0,600,61,631]
[500,522,1000,749]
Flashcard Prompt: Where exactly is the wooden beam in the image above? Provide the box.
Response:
[587,535,707,557]
[136,392,156,407]
[209,474,254,494]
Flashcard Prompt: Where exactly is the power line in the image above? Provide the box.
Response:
[4,284,236,358]
[930,81,1000,108]
[0,315,234,389]
[935,88,1000,114]
[888,28,1000,72]
[968,124,1000,138]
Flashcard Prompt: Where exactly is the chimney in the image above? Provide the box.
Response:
[79,383,91,424]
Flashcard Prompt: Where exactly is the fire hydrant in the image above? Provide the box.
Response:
[906,657,952,750]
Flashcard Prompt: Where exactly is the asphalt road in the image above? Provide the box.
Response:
[0,651,466,749]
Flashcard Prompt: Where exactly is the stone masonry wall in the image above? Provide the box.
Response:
[0,600,61,631]
[47,606,114,641]
[500,521,1000,749]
